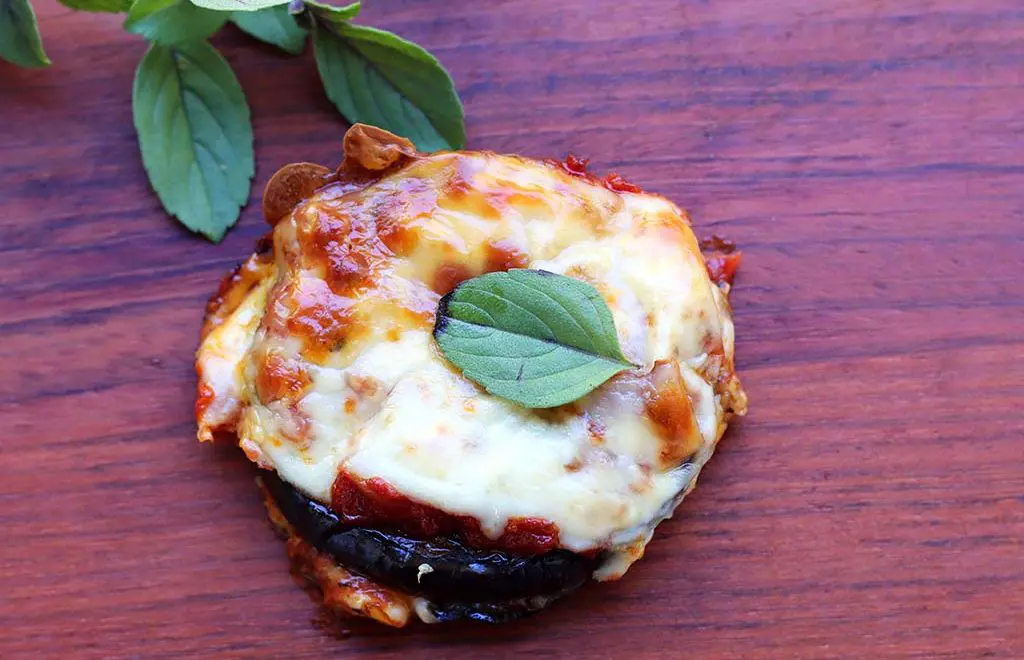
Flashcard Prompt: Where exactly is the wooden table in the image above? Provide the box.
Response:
[2,0,1022,657]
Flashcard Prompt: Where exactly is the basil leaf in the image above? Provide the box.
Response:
[125,0,226,46]
[0,0,49,68]
[132,41,254,242]
[311,20,465,151]
[302,0,359,22]
[57,0,132,12]
[232,6,307,55]
[434,270,636,408]
[188,0,287,12]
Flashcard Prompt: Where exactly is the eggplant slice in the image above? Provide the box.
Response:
[263,472,599,622]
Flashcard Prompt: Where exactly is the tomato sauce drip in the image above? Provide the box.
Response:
[331,472,561,556]
[555,155,645,194]
[603,172,643,194]
[562,154,590,176]
[555,154,599,185]
[699,235,743,286]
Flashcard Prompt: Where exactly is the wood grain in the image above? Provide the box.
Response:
[2,0,1022,657]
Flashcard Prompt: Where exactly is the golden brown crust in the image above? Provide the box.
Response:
[260,480,414,628]
[642,360,704,469]
[200,251,275,340]
[254,351,312,405]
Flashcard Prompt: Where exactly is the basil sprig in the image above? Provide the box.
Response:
[310,17,465,153]
[1,0,466,242]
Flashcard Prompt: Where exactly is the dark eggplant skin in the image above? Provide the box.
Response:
[421,592,571,624]
[262,472,598,608]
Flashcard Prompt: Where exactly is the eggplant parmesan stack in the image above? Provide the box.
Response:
[195,124,747,626]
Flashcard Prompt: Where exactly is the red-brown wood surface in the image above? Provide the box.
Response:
[2,1,1022,657]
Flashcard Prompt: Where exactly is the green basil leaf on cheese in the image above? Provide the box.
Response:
[132,41,254,241]
[434,269,636,409]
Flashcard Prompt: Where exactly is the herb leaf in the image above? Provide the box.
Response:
[57,0,132,12]
[189,0,287,13]
[311,20,465,151]
[232,6,307,55]
[0,0,50,68]
[434,270,636,408]
[302,0,359,22]
[125,0,226,46]
[132,41,254,242]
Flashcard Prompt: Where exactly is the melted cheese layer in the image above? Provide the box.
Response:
[197,146,744,578]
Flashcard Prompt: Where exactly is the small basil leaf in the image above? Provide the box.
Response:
[132,41,254,242]
[188,0,287,12]
[0,0,49,68]
[434,270,636,408]
[57,0,132,12]
[231,6,307,55]
[311,20,465,151]
[125,0,226,46]
[301,0,359,22]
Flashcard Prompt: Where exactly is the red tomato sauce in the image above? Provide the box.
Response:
[555,154,645,194]
[331,472,561,556]
[700,235,743,286]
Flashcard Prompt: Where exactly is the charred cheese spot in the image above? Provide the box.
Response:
[432,262,474,295]
[377,218,420,256]
[443,157,502,220]
[255,352,311,404]
[309,210,390,295]
[373,178,435,256]
[642,360,703,469]
[346,374,382,398]
[281,278,358,357]
[484,239,529,272]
